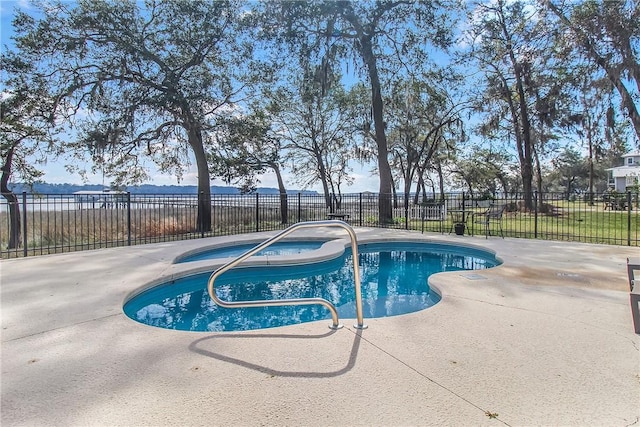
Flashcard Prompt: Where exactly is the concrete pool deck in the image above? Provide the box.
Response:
[1,228,639,426]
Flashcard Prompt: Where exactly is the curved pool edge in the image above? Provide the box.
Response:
[122,232,502,322]
[424,245,506,317]
[172,236,336,264]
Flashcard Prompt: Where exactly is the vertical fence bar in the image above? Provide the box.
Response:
[297,193,301,223]
[74,196,79,250]
[127,192,132,246]
[198,192,204,238]
[58,196,63,253]
[461,192,466,235]
[22,192,27,257]
[404,196,409,230]
[359,193,363,226]
[255,193,260,233]
[92,196,97,249]
[628,191,632,246]
[52,194,58,253]
[80,194,84,251]
[208,194,214,238]
[534,191,538,239]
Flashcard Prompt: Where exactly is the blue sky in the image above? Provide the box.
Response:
[0,0,379,192]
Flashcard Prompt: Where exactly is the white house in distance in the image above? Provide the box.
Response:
[607,150,640,192]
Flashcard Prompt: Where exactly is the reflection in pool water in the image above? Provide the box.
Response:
[124,242,500,332]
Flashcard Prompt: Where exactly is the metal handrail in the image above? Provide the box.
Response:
[207,220,367,330]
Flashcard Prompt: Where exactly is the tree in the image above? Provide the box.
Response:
[269,65,357,211]
[548,147,589,197]
[208,110,289,224]
[11,0,257,232]
[450,147,515,197]
[572,73,618,203]
[259,0,456,223]
[0,52,54,249]
[464,0,559,210]
[545,0,640,141]
[385,77,467,213]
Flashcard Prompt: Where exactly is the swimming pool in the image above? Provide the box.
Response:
[124,241,500,332]
[175,240,326,263]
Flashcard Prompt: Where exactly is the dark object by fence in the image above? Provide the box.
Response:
[454,223,465,235]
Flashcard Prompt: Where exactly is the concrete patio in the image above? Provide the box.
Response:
[1,228,639,426]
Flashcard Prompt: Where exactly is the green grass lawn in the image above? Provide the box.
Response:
[407,201,638,246]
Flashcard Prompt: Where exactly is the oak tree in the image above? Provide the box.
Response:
[259,0,455,223]
[11,0,256,231]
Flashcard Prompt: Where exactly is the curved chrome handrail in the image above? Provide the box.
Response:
[207,220,367,330]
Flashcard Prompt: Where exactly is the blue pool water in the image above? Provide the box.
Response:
[176,241,325,263]
[124,242,500,332]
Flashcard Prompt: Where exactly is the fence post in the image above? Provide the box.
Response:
[534,191,538,239]
[196,191,204,239]
[297,192,301,223]
[126,192,132,246]
[359,193,363,226]
[255,193,260,232]
[22,192,27,257]
[404,196,409,230]
[627,191,632,246]
[197,192,203,237]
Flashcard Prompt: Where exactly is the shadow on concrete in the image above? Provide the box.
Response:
[188,328,363,378]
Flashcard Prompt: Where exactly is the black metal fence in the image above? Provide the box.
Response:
[1,190,638,258]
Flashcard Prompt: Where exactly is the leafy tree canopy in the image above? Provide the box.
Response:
[8,0,267,231]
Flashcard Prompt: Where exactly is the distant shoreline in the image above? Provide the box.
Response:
[6,183,319,196]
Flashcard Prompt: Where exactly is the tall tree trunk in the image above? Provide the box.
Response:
[332,192,341,211]
[339,4,393,223]
[391,174,398,209]
[358,37,394,224]
[187,123,212,232]
[271,162,288,224]
[316,151,333,211]
[436,161,445,202]
[1,144,22,249]
[496,3,534,209]
[533,120,545,210]
[413,168,424,204]
[587,117,595,205]
[494,66,531,208]
[403,171,412,226]
[533,143,544,211]
[510,56,534,210]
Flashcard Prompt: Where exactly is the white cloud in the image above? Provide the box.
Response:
[17,0,33,10]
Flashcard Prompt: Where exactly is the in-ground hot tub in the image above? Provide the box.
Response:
[174,240,328,263]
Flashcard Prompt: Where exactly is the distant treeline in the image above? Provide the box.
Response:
[7,183,318,196]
